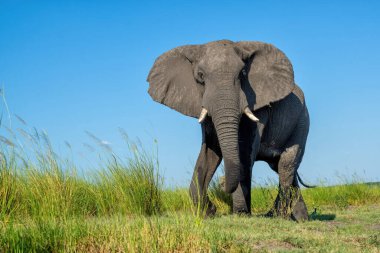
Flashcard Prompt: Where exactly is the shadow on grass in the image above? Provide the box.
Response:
[309,213,336,221]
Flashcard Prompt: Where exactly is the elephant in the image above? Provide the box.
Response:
[147,40,312,221]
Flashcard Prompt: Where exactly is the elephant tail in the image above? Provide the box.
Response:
[296,172,316,188]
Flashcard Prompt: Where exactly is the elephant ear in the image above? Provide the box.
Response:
[235,41,295,110]
[147,45,204,118]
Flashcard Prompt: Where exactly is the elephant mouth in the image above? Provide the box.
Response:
[198,107,259,124]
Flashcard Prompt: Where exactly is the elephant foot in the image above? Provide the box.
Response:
[267,187,309,222]
[232,204,251,216]
[264,209,275,218]
[290,196,308,221]
[234,210,251,217]
[204,201,217,218]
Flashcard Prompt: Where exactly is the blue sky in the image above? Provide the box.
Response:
[0,0,379,186]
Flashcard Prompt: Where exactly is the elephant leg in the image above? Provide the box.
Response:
[232,118,262,214]
[232,163,252,214]
[189,123,222,217]
[269,155,308,221]
[268,113,309,221]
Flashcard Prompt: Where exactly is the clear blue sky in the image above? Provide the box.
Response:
[1,0,379,186]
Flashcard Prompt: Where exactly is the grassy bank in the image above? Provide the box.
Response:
[1,205,379,252]
[0,128,379,252]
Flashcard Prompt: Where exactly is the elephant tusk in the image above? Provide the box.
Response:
[198,108,208,123]
[244,107,259,122]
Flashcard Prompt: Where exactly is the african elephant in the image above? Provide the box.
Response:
[147,40,311,221]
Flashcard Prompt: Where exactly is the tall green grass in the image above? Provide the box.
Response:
[0,152,19,219]
[1,125,379,220]
[0,126,164,220]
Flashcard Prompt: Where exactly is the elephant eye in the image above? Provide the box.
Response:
[240,69,247,78]
[197,71,205,84]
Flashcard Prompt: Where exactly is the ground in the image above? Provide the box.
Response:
[1,204,379,252]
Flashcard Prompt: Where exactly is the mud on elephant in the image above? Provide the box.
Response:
[147,40,312,221]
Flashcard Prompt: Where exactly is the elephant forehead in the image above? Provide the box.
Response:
[202,46,244,71]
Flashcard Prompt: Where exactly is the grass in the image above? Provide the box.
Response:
[1,205,379,252]
[0,126,379,252]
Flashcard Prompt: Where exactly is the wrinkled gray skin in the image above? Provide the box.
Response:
[147,40,310,221]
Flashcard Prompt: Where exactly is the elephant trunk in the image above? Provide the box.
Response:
[210,97,242,193]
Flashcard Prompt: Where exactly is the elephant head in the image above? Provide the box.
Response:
[147,40,295,193]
